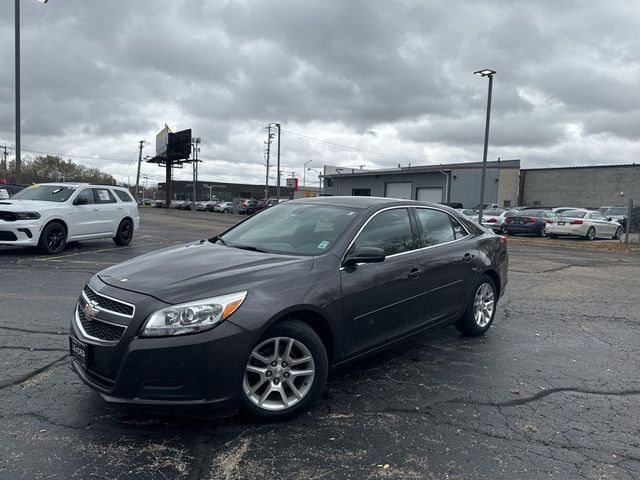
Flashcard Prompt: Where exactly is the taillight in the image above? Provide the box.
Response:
[487,218,497,223]
[526,217,537,224]
[569,219,583,225]
[505,218,512,224]
[499,235,507,246]
[546,219,553,224]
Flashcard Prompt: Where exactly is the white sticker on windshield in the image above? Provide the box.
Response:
[0,189,9,199]
[317,240,330,249]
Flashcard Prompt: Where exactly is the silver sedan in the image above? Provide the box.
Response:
[546,210,623,240]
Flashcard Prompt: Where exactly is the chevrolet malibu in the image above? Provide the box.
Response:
[69,197,508,419]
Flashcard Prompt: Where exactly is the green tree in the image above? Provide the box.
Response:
[7,156,115,185]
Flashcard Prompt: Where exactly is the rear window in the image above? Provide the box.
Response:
[114,190,135,202]
[517,210,543,217]
[561,210,587,218]
[606,208,626,215]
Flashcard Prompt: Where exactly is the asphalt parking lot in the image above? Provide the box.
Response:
[1,208,640,480]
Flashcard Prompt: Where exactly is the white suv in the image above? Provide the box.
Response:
[0,183,140,254]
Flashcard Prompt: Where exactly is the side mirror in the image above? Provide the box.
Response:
[74,197,88,206]
[343,246,386,267]
[607,217,613,222]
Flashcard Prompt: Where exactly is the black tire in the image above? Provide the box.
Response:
[240,319,328,420]
[223,209,230,214]
[549,234,559,239]
[455,275,498,336]
[113,219,134,246]
[585,227,596,241]
[537,227,545,237]
[613,227,623,240]
[38,221,67,254]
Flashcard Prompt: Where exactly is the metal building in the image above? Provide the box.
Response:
[322,159,521,208]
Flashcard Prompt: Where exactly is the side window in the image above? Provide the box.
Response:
[416,209,456,246]
[450,216,468,239]
[354,208,415,256]
[114,190,134,203]
[75,189,96,205]
[94,188,116,204]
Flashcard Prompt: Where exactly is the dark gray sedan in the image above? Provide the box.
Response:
[69,197,508,419]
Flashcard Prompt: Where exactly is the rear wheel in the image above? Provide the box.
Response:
[585,227,596,241]
[455,275,497,336]
[241,319,328,420]
[224,208,230,214]
[613,227,623,240]
[113,219,134,245]
[38,222,67,254]
[549,234,559,239]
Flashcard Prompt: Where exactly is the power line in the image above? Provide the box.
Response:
[281,129,419,163]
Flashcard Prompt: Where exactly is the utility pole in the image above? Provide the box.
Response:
[264,125,274,199]
[134,140,145,200]
[276,123,281,201]
[1,145,9,181]
[192,137,200,204]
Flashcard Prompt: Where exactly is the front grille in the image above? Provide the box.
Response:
[77,305,126,342]
[0,211,17,222]
[83,286,134,317]
[0,231,18,241]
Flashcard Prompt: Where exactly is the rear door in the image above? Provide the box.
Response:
[415,207,478,323]
[93,188,120,234]
[340,207,427,356]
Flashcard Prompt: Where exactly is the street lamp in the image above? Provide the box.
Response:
[303,160,312,186]
[473,68,496,224]
[14,0,48,183]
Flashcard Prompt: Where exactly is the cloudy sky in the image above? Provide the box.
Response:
[1,0,639,187]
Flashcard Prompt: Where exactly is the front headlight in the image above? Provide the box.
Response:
[141,291,247,337]
[15,212,41,220]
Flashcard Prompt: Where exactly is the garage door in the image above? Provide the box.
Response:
[385,182,412,200]
[416,187,443,203]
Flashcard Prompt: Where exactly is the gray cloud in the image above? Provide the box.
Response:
[0,0,639,187]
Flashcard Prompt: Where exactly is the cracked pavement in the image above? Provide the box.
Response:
[1,209,639,479]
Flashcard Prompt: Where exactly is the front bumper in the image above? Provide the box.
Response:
[0,220,43,246]
[69,279,255,412]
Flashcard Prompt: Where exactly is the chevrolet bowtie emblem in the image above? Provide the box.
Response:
[82,300,99,318]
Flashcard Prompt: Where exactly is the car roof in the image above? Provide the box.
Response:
[291,196,450,210]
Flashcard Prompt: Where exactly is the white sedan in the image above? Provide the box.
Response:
[546,209,623,240]
[480,209,517,233]
[0,183,140,254]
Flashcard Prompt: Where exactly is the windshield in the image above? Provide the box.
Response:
[561,210,587,218]
[605,208,626,215]
[11,185,76,202]
[216,203,361,255]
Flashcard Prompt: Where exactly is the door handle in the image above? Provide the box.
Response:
[463,253,474,262]
[405,267,424,279]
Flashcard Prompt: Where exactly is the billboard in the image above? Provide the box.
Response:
[167,129,192,160]
[156,125,170,157]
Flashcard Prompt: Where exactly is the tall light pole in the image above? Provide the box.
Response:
[14,0,48,184]
[474,68,496,224]
[303,160,312,186]
[308,168,322,196]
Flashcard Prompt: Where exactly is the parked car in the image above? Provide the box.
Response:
[551,206,583,214]
[194,202,208,211]
[440,202,464,209]
[236,199,260,215]
[599,207,628,230]
[137,198,154,206]
[456,208,479,221]
[69,197,508,419]
[214,201,235,214]
[473,203,499,211]
[547,210,623,240]
[481,209,517,233]
[503,209,558,236]
[0,183,26,199]
[153,200,166,208]
[0,183,140,254]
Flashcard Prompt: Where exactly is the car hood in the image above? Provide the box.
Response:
[0,199,65,211]
[98,240,314,304]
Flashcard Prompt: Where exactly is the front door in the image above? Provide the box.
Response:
[72,188,100,236]
[340,208,427,357]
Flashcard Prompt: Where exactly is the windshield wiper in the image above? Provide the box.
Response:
[230,244,268,253]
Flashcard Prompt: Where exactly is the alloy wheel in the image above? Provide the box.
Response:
[120,221,133,242]
[47,227,65,251]
[473,283,495,328]
[243,336,315,411]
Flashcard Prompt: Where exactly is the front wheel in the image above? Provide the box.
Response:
[455,275,497,336]
[113,219,134,245]
[38,221,67,254]
[613,227,623,240]
[241,320,328,420]
[223,209,230,214]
